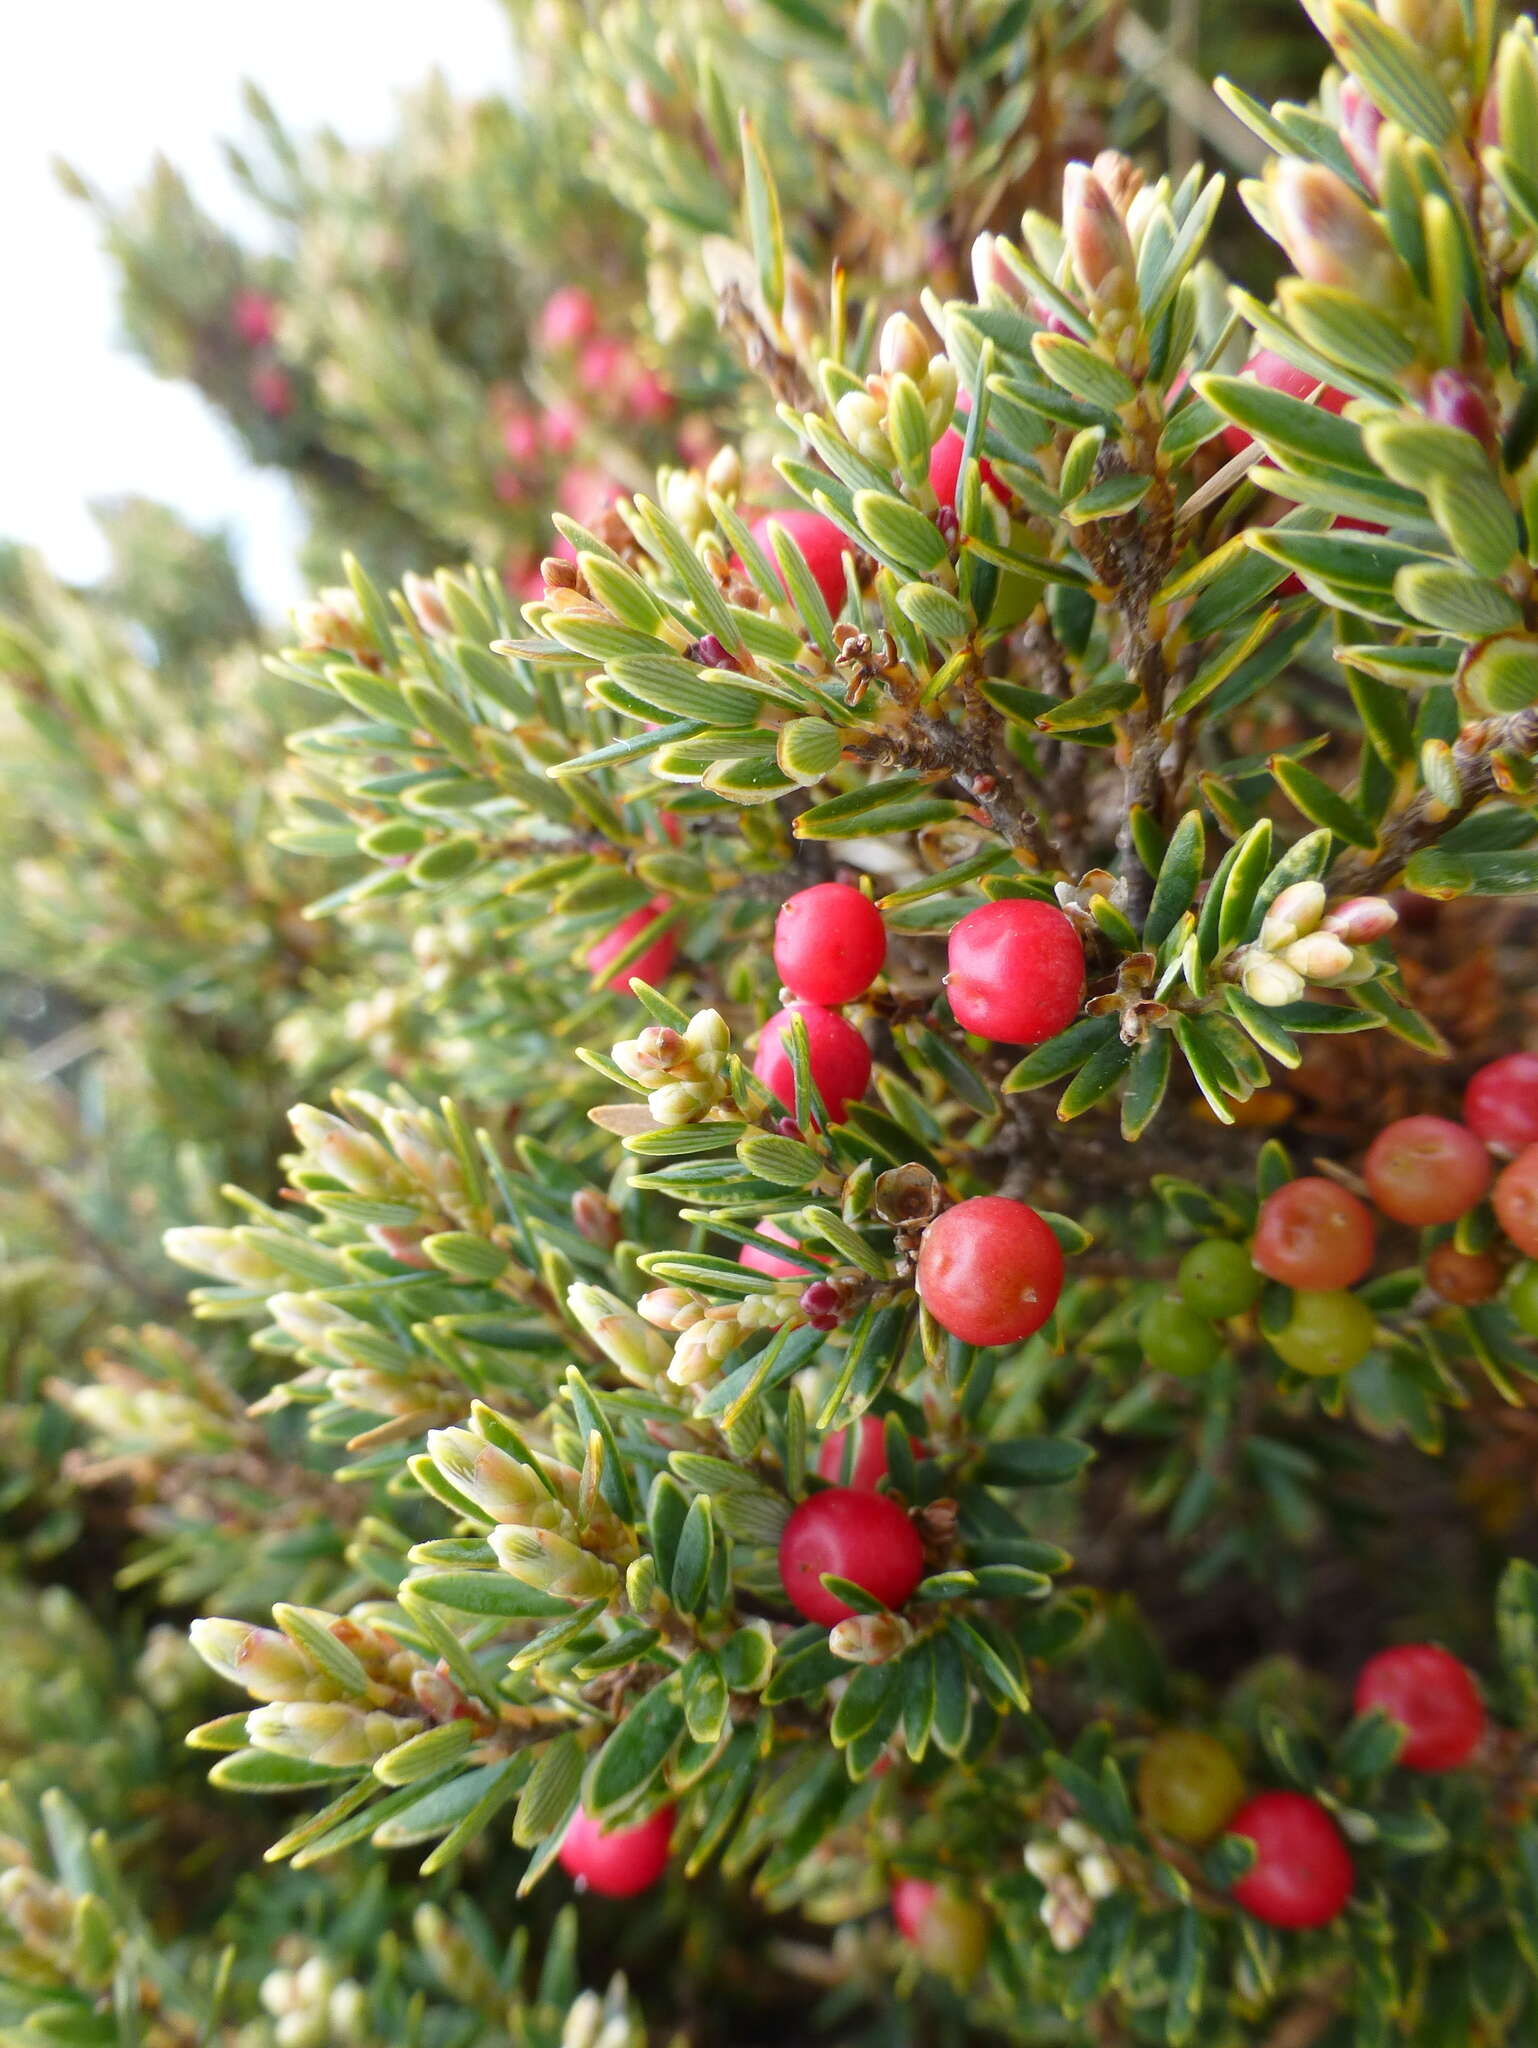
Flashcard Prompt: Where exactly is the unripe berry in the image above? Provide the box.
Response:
[773,884,886,1005]
[1228,1792,1353,1928]
[739,1218,817,1280]
[946,899,1085,1046]
[1269,1288,1376,1377]
[1252,1178,1375,1291]
[1177,1239,1263,1319]
[1464,1053,1538,1153]
[1494,1145,1538,1258]
[1363,1115,1491,1226]
[754,1004,872,1125]
[1221,349,1349,459]
[815,1413,920,1491]
[1425,1243,1501,1305]
[891,1879,990,1982]
[928,427,1008,511]
[558,1803,676,1897]
[1354,1644,1485,1771]
[586,899,678,993]
[777,1487,925,1626]
[749,509,852,617]
[916,1196,1065,1347]
[1136,1730,1245,1845]
[1139,1297,1222,1376]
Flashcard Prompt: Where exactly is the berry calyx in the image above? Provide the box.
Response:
[1228,1791,1353,1928]
[946,898,1085,1047]
[1363,1116,1491,1226]
[1220,349,1350,458]
[916,1196,1065,1347]
[558,1803,676,1897]
[815,1413,920,1491]
[1252,1177,1376,1292]
[753,1004,872,1125]
[928,427,1008,511]
[891,1878,991,1981]
[1354,1644,1485,1771]
[773,883,886,1005]
[1177,1239,1263,1320]
[1494,1145,1538,1258]
[1425,1243,1501,1305]
[1465,1054,1538,1154]
[738,1218,818,1280]
[1136,1730,1245,1845]
[777,1487,925,1626]
[1269,1289,1376,1377]
[586,897,678,992]
[1138,1297,1222,1377]
[749,508,852,617]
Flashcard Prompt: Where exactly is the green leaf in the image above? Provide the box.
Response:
[512,1732,584,1848]
[1032,334,1136,411]
[976,1438,1094,1485]
[738,113,784,318]
[1270,757,1376,848]
[406,1571,572,1619]
[1121,1031,1173,1139]
[852,491,949,576]
[1498,1557,1538,1727]
[588,1681,686,1816]
[1328,0,1458,142]
[1403,849,1538,898]
[1144,811,1206,948]
[671,1496,716,1616]
[1005,1016,1119,1093]
[1395,564,1523,637]
[210,1749,358,1792]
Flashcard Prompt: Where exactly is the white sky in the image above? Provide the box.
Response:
[0,1,512,613]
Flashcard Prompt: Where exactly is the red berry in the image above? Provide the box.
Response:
[1221,349,1349,458]
[1464,1054,1538,1153]
[579,335,632,393]
[777,1487,925,1626]
[1252,1178,1376,1292]
[1363,1115,1491,1226]
[916,1196,1065,1347]
[748,508,852,617]
[754,1004,872,1124]
[815,1412,920,1491]
[1425,1243,1502,1305]
[946,899,1085,1047]
[1228,1792,1353,1929]
[585,897,677,992]
[891,1879,990,1979]
[928,427,1008,511]
[536,285,598,350]
[250,364,295,418]
[1426,369,1495,450]
[774,884,886,1005]
[231,288,279,347]
[892,1876,936,1944]
[1494,1145,1538,1258]
[1354,1644,1485,1771]
[558,1802,675,1897]
[739,1217,818,1280]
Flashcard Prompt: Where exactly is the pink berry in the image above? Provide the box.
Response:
[1362,1116,1491,1226]
[777,1486,925,1626]
[773,884,886,1005]
[500,411,542,465]
[250,364,295,419]
[542,400,581,454]
[585,898,677,992]
[739,1217,818,1280]
[231,288,279,348]
[537,285,598,351]
[1252,1177,1375,1292]
[928,427,1008,511]
[1229,1792,1353,1929]
[578,335,632,393]
[891,1876,936,1944]
[754,1004,872,1125]
[1494,1145,1538,1258]
[946,899,1085,1046]
[815,1413,921,1491]
[916,1196,1065,1347]
[1464,1053,1538,1153]
[1221,349,1350,459]
[628,367,672,421]
[558,1803,675,1897]
[1354,1644,1485,1771]
[748,509,852,617]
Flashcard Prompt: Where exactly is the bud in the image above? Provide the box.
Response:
[1321,894,1399,943]
[835,389,889,461]
[705,444,743,498]
[0,1867,73,1960]
[1240,954,1308,1008]
[246,1701,423,1769]
[564,1993,606,2048]
[1269,160,1410,302]
[829,1609,913,1662]
[1338,77,1384,191]
[426,1426,567,1527]
[662,467,712,540]
[1078,1852,1121,1900]
[1057,1818,1097,1855]
[162,1226,280,1286]
[570,1188,622,1249]
[402,571,452,637]
[684,1008,731,1059]
[567,1283,673,1381]
[1042,1882,1095,1951]
[189,1619,326,1703]
[288,1104,401,1193]
[1282,931,1356,983]
[879,311,930,380]
[1063,162,1136,305]
[1426,368,1497,451]
[637,1287,702,1330]
[266,1292,365,1350]
[488,1524,620,1602]
[1024,1841,1070,1883]
[1258,879,1327,951]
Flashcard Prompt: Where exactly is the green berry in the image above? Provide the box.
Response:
[1177,1239,1263,1320]
[1139,1297,1222,1377]
[1269,1289,1376,1377]
[1136,1729,1245,1845]
[1510,1263,1538,1338]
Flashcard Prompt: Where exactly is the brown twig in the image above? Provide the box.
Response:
[1336,706,1538,894]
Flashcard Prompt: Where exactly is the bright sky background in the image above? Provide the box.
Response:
[0,1,512,614]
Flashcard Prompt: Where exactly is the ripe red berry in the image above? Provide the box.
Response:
[815,1412,920,1491]
[1425,1243,1502,1305]
[1464,1053,1538,1153]
[536,284,598,350]
[1252,1177,1376,1292]
[250,364,295,419]
[1220,349,1350,458]
[1228,1792,1353,1929]
[946,899,1085,1047]
[231,288,279,347]
[916,1196,1065,1347]
[774,884,886,1005]
[1354,1644,1485,1771]
[586,897,677,992]
[778,1486,925,1626]
[892,1876,937,1944]
[1363,1115,1491,1226]
[1494,1145,1538,1258]
[891,1878,990,1979]
[928,427,1008,511]
[749,508,852,617]
[753,1004,872,1124]
[558,1802,676,1896]
[739,1217,818,1280]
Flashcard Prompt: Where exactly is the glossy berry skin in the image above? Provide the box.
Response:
[1220,349,1349,458]
[1510,1263,1538,1336]
[1355,1644,1485,1771]
[586,897,677,992]
[946,899,1085,1047]
[774,884,886,1005]
[1495,1146,1538,1258]
[928,427,1008,511]
[750,508,852,617]
[1363,1116,1491,1227]
[815,1413,921,1491]
[1252,1178,1375,1292]
[916,1196,1064,1347]
[1178,1239,1264,1320]
[1139,1297,1222,1377]
[1426,1244,1502,1305]
[1269,1289,1376,1376]
[778,1487,925,1626]
[1136,1730,1245,1845]
[754,1004,872,1124]
[1229,1792,1353,1929]
[892,1879,990,1980]
[1464,1054,1538,1153]
[558,1803,675,1897]
[739,1217,817,1280]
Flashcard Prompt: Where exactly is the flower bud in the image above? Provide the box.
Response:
[1426,368,1497,451]
[1042,1882,1095,1951]
[879,311,931,380]
[288,1105,401,1193]
[1240,954,1308,1008]
[247,1701,423,1768]
[650,1080,721,1126]
[402,571,452,637]
[162,1226,280,1286]
[1025,1841,1070,1882]
[835,389,889,461]
[1282,931,1356,983]
[189,1618,324,1702]
[637,1287,702,1330]
[488,1525,620,1602]
[1321,894,1399,943]
[829,1609,913,1662]
[567,1283,673,1380]
[1057,1818,1097,1855]
[1078,1852,1121,1899]
[684,1008,731,1058]
[267,1292,365,1350]
[1063,163,1136,305]
[1258,879,1327,951]
[426,1426,564,1526]
[1269,160,1409,302]
[1338,77,1385,191]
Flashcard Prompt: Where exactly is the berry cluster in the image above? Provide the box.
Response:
[755,882,886,1125]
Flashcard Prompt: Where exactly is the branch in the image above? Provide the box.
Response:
[1335,706,1538,894]
[852,713,1065,871]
